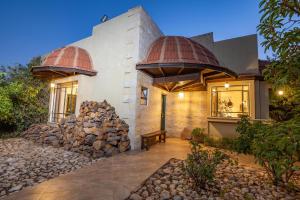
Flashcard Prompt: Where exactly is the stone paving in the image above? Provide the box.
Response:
[0,138,94,198]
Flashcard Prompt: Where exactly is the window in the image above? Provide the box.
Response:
[140,86,148,105]
[211,85,249,118]
[50,81,78,122]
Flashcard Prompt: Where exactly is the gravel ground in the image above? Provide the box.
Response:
[0,138,94,197]
[128,158,300,200]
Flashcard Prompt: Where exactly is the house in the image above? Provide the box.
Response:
[31,7,270,149]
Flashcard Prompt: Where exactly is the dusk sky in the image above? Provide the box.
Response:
[0,0,268,66]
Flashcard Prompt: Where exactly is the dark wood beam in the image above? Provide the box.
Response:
[176,67,184,75]
[171,80,200,91]
[153,73,200,84]
[158,67,165,76]
[136,63,238,78]
[203,71,222,78]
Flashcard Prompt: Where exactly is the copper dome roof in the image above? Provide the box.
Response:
[139,36,219,66]
[32,46,97,78]
[136,36,237,92]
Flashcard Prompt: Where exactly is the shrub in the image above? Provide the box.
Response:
[251,119,300,185]
[235,116,300,185]
[183,130,227,190]
[235,116,259,154]
[0,57,49,135]
[203,136,236,150]
[191,128,205,143]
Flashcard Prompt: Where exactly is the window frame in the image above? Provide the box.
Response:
[210,85,250,118]
[140,86,149,106]
[50,81,78,122]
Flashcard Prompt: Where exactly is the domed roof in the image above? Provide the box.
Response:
[136,36,237,92]
[139,36,219,66]
[32,46,96,78]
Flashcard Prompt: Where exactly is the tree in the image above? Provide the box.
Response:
[0,57,49,134]
[258,0,300,109]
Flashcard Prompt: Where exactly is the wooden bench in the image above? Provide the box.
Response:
[141,130,166,150]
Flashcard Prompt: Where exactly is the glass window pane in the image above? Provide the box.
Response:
[211,85,249,118]
[140,87,148,105]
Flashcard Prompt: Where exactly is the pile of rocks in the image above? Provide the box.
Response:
[0,138,92,197]
[22,124,63,147]
[22,100,131,158]
[128,159,300,200]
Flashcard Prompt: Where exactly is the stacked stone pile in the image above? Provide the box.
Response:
[22,100,131,158]
[22,124,63,147]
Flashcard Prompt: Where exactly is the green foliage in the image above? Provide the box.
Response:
[203,136,236,150]
[258,0,300,114]
[269,87,298,121]
[256,1,300,186]
[183,131,227,190]
[191,128,205,143]
[235,116,262,154]
[252,119,300,185]
[235,116,300,185]
[0,57,49,134]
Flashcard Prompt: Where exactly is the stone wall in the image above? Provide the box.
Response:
[22,101,130,158]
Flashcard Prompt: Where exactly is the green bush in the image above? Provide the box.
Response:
[252,119,300,185]
[191,128,205,143]
[0,58,49,135]
[235,116,300,185]
[183,130,227,190]
[235,116,259,154]
[203,136,236,150]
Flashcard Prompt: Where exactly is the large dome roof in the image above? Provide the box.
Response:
[139,36,219,66]
[31,46,96,78]
[136,36,237,92]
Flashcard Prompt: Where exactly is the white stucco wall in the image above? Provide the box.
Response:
[134,8,163,148]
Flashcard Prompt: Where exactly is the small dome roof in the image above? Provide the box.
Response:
[139,36,219,66]
[32,46,96,78]
[42,46,94,71]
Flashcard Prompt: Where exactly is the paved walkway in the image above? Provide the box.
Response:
[2,138,191,200]
[2,138,260,200]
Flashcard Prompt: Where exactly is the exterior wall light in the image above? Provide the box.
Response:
[224,83,230,88]
[278,90,284,96]
[178,92,184,99]
[50,83,55,88]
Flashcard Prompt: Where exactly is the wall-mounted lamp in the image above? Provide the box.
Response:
[224,82,230,88]
[278,90,284,96]
[178,92,184,99]
[50,83,55,88]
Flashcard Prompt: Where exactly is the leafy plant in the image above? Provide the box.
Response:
[0,57,49,135]
[235,116,260,154]
[183,129,227,190]
[251,119,300,185]
[258,0,300,116]
[235,116,300,185]
[203,136,236,150]
[191,128,205,143]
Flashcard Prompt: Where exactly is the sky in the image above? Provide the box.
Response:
[0,0,268,66]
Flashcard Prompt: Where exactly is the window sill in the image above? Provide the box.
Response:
[207,117,241,124]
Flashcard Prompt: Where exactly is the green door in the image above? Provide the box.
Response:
[161,95,166,130]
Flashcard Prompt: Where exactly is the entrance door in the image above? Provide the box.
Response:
[161,94,166,130]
